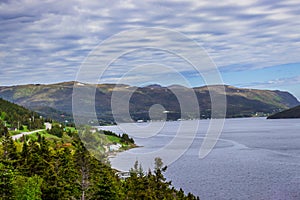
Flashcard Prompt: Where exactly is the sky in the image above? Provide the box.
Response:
[1,0,300,99]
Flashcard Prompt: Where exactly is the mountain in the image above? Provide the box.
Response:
[0,82,298,122]
[267,105,300,119]
[0,82,74,122]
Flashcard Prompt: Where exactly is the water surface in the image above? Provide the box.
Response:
[101,118,300,200]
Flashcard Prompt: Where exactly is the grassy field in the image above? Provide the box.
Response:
[106,135,122,143]
[22,131,61,141]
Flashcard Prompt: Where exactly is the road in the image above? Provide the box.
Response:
[12,129,45,140]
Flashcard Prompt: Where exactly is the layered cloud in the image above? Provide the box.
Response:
[1,0,300,97]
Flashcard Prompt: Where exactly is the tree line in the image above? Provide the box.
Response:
[0,132,200,199]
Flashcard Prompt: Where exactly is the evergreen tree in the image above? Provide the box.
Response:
[13,175,43,200]
[1,136,19,168]
[0,122,200,199]
[74,140,92,200]
[0,163,15,200]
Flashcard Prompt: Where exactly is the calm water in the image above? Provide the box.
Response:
[100,118,300,200]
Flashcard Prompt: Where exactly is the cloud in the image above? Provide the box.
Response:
[1,0,300,87]
[236,75,300,100]
[240,75,300,88]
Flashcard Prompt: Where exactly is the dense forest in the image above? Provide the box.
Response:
[0,130,199,199]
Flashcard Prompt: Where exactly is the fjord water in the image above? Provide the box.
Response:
[102,118,300,200]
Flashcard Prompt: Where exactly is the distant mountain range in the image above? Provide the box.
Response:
[0,82,299,122]
[267,105,300,119]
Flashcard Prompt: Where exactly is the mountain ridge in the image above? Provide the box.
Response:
[0,82,298,122]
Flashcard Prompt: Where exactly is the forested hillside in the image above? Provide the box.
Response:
[0,95,199,199]
[0,132,199,199]
[0,82,299,122]
[0,98,44,136]
[267,105,300,119]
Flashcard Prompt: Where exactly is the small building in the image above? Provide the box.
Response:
[90,128,97,133]
[109,143,122,151]
[44,122,52,130]
[9,127,17,131]
[116,171,130,180]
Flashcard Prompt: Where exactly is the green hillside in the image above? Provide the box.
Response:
[0,110,198,199]
[0,98,44,135]
[267,105,300,119]
[0,82,299,122]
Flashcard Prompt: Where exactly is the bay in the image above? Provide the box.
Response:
[100,118,300,200]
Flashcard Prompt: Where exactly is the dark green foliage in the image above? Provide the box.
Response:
[0,124,8,137]
[101,130,134,144]
[0,163,15,200]
[124,159,199,200]
[2,135,19,162]
[47,124,64,137]
[0,134,199,200]
[101,130,118,137]
[267,105,300,119]
[120,133,135,144]
[13,175,43,200]
[0,98,44,134]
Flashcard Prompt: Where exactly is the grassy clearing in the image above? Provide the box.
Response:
[23,131,61,142]
[106,135,121,143]
[9,126,34,136]
[106,135,136,150]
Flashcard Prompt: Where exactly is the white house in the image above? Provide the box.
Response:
[109,143,122,151]
[90,128,97,133]
[44,122,52,130]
